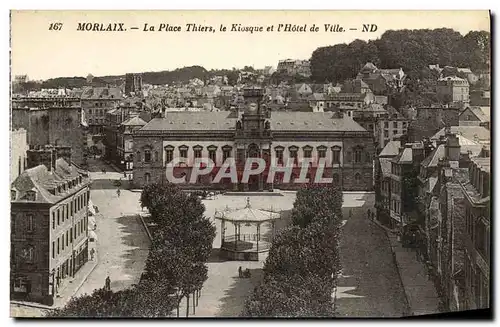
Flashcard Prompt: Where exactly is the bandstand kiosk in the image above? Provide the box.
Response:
[214,198,281,261]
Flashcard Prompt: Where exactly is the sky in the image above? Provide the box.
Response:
[11,10,490,81]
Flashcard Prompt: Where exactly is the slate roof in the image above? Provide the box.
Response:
[270,112,367,132]
[139,111,368,133]
[121,116,147,126]
[431,126,490,143]
[469,106,491,122]
[81,87,122,100]
[379,141,401,157]
[140,112,237,131]
[421,144,445,168]
[11,158,89,205]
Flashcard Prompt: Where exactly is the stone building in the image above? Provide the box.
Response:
[10,128,29,183]
[10,148,90,305]
[436,76,470,106]
[407,106,460,143]
[80,87,123,136]
[11,97,87,167]
[125,73,143,95]
[461,157,490,310]
[132,88,374,191]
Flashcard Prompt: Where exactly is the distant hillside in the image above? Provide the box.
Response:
[30,65,211,90]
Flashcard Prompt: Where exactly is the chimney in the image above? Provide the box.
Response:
[445,132,460,163]
[54,145,72,166]
[27,147,56,171]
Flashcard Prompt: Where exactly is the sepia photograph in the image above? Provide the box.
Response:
[9,9,491,318]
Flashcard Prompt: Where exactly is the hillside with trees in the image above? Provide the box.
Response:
[310,29,490,83]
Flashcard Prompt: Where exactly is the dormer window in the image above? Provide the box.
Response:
[25,191,36,201]
[11,190,16,200]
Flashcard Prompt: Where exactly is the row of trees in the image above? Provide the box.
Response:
[48,182,215,317]
[242,184,343,317]
[311,29,490,84]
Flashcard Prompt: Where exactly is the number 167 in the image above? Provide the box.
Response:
[49,23,63,31]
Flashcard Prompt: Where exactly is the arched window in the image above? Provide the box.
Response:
[144,173,151,183]
[354,147,363,163]
[144,149,151,163]
[165,146,174,164]
[355,173,362,184]
[136,151,141,162]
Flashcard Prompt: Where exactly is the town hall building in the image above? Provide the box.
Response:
[132,88,375,191]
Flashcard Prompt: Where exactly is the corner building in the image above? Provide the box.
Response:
[133,88,374,191]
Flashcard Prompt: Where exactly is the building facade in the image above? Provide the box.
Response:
[132,88,375,191]
[11,149,90,305]
[437,76,470,105]
[11,128,29,183]
[125,73,143,95]
[12,97,87,167]
[461,157,490,310]
[80,87,123,136]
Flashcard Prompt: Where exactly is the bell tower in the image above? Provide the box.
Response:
[234,87,273,192]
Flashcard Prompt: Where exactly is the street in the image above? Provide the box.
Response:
[336,193,409,317]
[73,161,150,297]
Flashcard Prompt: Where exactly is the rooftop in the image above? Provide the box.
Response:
[11,158,89,204]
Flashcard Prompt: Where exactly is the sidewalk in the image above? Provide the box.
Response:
[52,258,99,308]
[386,233,441,316]
[11,258,98,313]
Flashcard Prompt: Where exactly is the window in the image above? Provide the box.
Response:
[355,173,362,184]
[332,146,341,164]
[136,151,141,162]
[62,234,65,251]
[475,219,488,259]
[154,151,159,162]
[144,149,151,163]
[275,147,284,165]
[66,231,69,247]
[208,150,217,163]
[393,122,398,129]
[52,241,55,259]
[317,146,327,159]
[384,130,389,138]
[193,145,203,159]
[145,173,151,183]
[25,191,36,201]
[303,146,312,158]
[11,190,16,200]
[165,147,174,164]
[70,228,73,243]
[289,146,298,165]
[222,146,232,162]
[52,213,55,229]
[74,225,77,239]
[384,122,389,129]
[354,147,363,163]
[57,238,60,255]
[179,145,188,159]
[24,213,33,232]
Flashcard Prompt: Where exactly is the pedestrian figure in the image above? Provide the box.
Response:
[90,248,95,261]
[116,189,121,197]
[123,171,127,178]
[94,223,97,230]
[105,276,111,291]
[349,209,353,218]
[238,266,242,278]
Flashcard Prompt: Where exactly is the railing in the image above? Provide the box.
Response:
[224,234,272,243]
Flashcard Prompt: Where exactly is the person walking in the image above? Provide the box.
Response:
[105,276,111,291]
[116,188,121,197]
[90,248,95,261]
